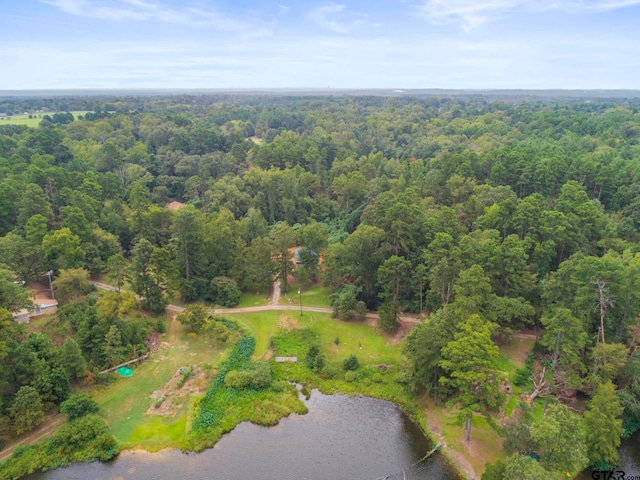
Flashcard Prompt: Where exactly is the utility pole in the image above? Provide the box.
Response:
[46,270,55,300]
[298,288,303,317]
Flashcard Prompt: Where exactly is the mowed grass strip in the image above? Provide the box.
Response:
[279,285,332,308]
[223,311,280,358]
[237,291,270,308]
[225,310,402,365]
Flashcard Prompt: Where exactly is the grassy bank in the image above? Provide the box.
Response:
[93,314,227,450]
[80,308,535,480]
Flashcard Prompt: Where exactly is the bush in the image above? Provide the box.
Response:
[53,414,113,449]
[343,354,360,371]
[224,362,271,390]
[176,366,194,389]
[304,344,325,371]
[155,317,166,333]
[154,394,167,408]
[329,284,366,321]
[513,352,535,386]
[345,371,357,382]
[202,319,231,343]
[60,392,99,420]
[210,276,241,307]
[177,304,208,333]
[320,363,341,379]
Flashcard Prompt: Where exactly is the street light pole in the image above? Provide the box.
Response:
[298,288,303,317]
[46,270,55,300]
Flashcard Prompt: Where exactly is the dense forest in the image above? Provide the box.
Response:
[1,94,640,477]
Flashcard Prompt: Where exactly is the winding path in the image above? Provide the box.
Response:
[92,282,422,324]
[0,413,65,463]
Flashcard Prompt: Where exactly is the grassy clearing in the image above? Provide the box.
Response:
[25,314,71,346]
[94,315,227,450]
[90,304,536,479]
[417,336,538,478]
[237,291,269,308]
[187,336,307,451]
[224,311,280,358]
[0,111,89,127]
[226,311,402,365]
[499,337,536,368]
[279,285,331,308]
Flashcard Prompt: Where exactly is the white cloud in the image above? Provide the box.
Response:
[307,4,365,33]
[419,0,640,30]
[582,0,640,11]
[420,0,519,30]
[1,28,640,89]
[40,0,252,30]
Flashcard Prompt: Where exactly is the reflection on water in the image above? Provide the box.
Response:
[576,432,640,480]
[26,391,460,480]
[619,432,640,475]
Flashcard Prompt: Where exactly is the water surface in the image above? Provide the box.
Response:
[27,391,460,480]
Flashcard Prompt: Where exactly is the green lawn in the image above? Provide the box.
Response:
[93,308,410,454]
[280,285,332,309]
[0,111,89,127]
[225,310,402,365]
[237,291,269,308]
[94,316,228,449]
[223,311,281,358]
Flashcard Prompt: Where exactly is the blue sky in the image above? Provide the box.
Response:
[1,0,640,89]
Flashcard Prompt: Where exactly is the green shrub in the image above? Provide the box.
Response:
[224,362,271,390]
[210,276,241,307]
[202,319,231,343]
[60,392,99,420]
[320,363,341,379]
[345,371,357,382]
[54,414,113,449]
[304,344,325,371]
[176,366,194,389]
[329,284,366,321]
[343,354,360,371]
[154,394,167,408]
[513,352,535,386]
[155,317,166,333]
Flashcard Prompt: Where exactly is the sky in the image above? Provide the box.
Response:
[1,0,640,89]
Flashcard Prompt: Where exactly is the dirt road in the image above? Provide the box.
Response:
[92,282,422,325]
[0,413,65,463]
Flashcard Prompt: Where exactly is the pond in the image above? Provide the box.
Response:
[26,391,461,480]
[576,432,640,479]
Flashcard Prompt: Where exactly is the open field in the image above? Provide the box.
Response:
[237,291,269,308]
[0,111,89,127]
[43,296,537,479]
[279,285,332,309]
[94,314,228,449]
[225,310,402,365]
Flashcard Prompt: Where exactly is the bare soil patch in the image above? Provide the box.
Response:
[277,315,301,331]
[423,399,480,480]
[364,315,415,344]
[146,366,211,417]
[499,335,536,368]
